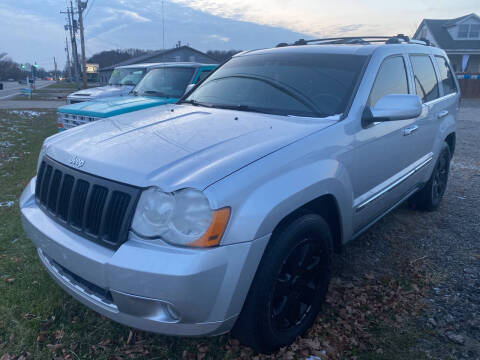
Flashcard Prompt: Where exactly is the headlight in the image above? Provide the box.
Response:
[132,187,230,247]
[56,112,64,130]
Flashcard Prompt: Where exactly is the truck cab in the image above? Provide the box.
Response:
[58,63,216,131]
[66,63,162,104]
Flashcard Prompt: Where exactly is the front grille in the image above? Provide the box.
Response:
[35,156,141,248]
[59,112,99,129]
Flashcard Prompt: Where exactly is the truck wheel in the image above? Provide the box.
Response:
[411,142,451,211]
[232,213,333,353]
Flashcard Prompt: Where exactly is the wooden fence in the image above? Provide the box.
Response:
[458,79,480,98]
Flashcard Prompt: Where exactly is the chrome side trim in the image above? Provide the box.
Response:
[356,155,433,212]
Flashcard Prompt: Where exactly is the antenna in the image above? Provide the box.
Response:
[162,0,165,50]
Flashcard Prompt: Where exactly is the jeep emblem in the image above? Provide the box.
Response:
[69,155,85,168]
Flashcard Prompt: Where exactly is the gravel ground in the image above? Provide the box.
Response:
[331,99,480,359]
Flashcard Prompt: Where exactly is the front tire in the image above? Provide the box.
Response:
[411,142,451,211]
[232,213,333,353]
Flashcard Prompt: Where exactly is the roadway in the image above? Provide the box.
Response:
[0,80,53,100]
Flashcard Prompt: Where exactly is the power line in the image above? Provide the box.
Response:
[84,0,95,20]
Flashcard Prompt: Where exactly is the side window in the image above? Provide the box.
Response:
[458,24,469,38]
[368,56,409,107]
[196,70,212,83]
[410,55,439,103]
[434,56,458,96]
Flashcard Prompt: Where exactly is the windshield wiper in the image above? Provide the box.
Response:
[179,99,213,108]
[207,104,284,115]
[143,90,170,98]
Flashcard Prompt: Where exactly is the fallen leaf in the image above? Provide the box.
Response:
[46,344,63,352]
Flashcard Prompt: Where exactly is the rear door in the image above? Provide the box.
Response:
[407,54,441,157]
[403,54,443,183]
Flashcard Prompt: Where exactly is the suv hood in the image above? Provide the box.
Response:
[67,85,133,100]
[58,96,174,118]
[44,105,338,191]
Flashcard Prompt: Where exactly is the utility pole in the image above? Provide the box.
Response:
[53,57,58,82]
[62,3,80,89]
[69,0,81,89]
[65,36,72,82]
[77,0,88,89]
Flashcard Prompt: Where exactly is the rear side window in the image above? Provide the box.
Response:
[368,56,409,106]
[410,55,439,103]
[435,56,457,96]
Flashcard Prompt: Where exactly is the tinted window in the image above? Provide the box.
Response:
[410,55,439,103]
[134,67,195,98]
[435,56,457,96]
[368,56,409,107]
[185,53,368,117]
[196,70,212,83]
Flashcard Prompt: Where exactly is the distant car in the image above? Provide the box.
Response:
[18,79,34,84]
[7,78,15,82]
[57,63,216,131]
[66,63,163,104]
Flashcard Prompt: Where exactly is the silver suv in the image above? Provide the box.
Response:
[20,35,459,353]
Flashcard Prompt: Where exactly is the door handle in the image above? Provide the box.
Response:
[403,124,418,136]
[437,110,449,119]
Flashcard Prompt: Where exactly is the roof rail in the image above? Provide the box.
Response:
[276,34,434,47]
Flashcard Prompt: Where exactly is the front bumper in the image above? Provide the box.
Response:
[20,178,269,336]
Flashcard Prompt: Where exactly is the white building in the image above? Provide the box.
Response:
[413,13,480,74]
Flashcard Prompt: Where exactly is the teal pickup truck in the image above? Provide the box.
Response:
[57,63,216,131]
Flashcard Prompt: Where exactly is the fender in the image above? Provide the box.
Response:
[205,134,355,247]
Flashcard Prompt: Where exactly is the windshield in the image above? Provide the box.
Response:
[133,67,195,98]
[184,52,368,117]
[108,68,146,86]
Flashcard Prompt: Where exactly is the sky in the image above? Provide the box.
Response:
[0,0,478,70]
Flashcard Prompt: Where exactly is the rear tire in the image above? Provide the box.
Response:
[411,142,451,211]
[231,213,333,353]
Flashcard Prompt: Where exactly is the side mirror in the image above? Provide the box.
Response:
[363,94,422,124]
[184,83,195,95]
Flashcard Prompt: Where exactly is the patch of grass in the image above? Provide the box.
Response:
[43,82,96,90]
[43,82,79,90]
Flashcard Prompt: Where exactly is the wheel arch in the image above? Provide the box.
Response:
[445,132,456,158]
[271,194,343,253]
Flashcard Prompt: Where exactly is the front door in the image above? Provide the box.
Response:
[347,55,420,233]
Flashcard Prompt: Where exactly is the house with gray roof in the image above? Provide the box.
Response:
[98,46,220,84]
[413,13,480,74]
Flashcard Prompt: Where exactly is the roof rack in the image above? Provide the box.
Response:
[276,34,434,47]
